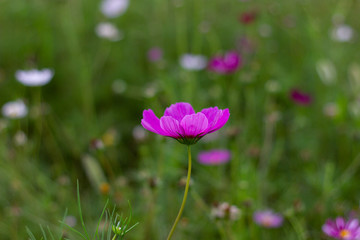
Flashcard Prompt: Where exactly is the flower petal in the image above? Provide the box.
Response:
[160,116,183,138]
[347,219,359,230]
[224,52,241,69]
[180,112,208,137]
[141,109,166,136]
[164,102,195,122]
[201,107,222,128]
[336,217,345,229]
[322,220,337,236]
[205,108,230,134]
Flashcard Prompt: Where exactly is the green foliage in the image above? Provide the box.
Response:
[1,0,360,239]
[26,183,138,240]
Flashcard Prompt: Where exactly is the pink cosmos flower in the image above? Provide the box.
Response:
[322,217,360,240]
[141,102,230,145]
[198,149,231,165]
[253,210,283,228]
[290,89,312,105]
[208,51,241,74]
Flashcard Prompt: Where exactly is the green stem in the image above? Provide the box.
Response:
[167,146,192,240]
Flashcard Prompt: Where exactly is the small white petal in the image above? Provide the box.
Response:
[331,24,354,42]
[15,69,54,86]
[179,54,207,71]
[100,0,129,18]
[2,100,28,119]
[95,22,123,41]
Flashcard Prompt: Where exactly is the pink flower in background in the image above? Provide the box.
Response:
[239,11,257,24]
[290,89,312,105]
[322,217,360,240]
[141,102,230,145]
[253,210,283,228]
[198,149,231,165]
[208,51,241,74]
[147,47,163,62]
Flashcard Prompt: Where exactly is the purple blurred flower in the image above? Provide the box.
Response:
[290,89,312,105]
[141,102,229,145]
[322,217,360,240]
[253,210,283,228]
[147,47,163,62]
[208,51,241,74]
[198,149,231,165]
[331,24,354,42]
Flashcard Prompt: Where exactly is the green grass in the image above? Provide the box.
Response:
[1,0,360,239]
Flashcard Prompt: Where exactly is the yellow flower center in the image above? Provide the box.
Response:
[340,229,350,238]
[262,216,273,226]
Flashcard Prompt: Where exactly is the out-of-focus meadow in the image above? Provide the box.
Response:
[1,0,360,239]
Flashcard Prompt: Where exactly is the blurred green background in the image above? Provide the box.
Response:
[1,0,360,239]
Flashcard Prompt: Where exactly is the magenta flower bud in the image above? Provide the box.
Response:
[253,210,283,228]
[322,217,360,240]
[197,149,231,165]
[208,51,242,74]
[141,102,230,145]
[290,89,312,105]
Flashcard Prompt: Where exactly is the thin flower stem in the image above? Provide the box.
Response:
[167,146,192,240]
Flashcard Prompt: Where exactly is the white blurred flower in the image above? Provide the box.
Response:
[100,0,129,18]
[144,83,158,98]
[132,125,147,141]
[2,100,28,119]
[316,59,337,85]
[95,22,123,41]
[112,79,127,94]
[258,24,272,38]
[14,131,27,146]
[323,102,339,118]
[179,54,207,71]
[331,24,354,42]
[211,202,241,221]
[265,80,280,93]
[65,216,77,227]
[15,69,54,87]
